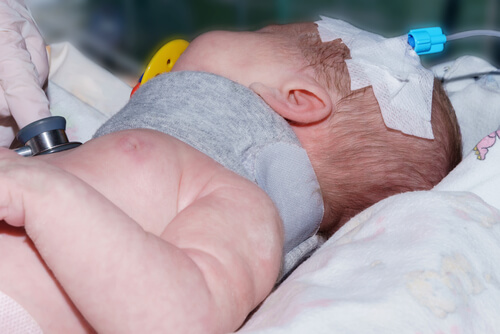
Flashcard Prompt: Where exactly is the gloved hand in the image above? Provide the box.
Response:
[0,0,50,147]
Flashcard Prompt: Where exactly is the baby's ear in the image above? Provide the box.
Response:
[250,76,333,124]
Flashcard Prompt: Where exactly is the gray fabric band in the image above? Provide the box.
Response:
[95,71,324,275]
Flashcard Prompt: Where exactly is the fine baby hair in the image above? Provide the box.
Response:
[315,81,462,234]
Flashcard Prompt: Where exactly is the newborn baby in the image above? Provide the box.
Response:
[0,20,461,333]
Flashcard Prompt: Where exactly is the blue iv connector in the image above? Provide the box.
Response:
[408,27,446,55]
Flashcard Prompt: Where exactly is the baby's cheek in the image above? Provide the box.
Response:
[172,32,228,74]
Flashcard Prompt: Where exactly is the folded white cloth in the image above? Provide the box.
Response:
[432,56,500,155]
[47,42,131,143]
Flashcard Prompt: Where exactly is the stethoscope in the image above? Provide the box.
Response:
[14,116,81,157]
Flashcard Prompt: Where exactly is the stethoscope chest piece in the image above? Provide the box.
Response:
[14,116,81,157]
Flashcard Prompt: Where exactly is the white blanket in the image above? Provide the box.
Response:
[240,190,500,333]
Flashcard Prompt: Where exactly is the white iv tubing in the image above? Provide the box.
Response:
[447,29,500,41]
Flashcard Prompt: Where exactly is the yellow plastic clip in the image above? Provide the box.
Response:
[131,39,190,96]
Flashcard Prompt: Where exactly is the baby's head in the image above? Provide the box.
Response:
[305,82,462,235]
[273,23,462,234]
[173,21,462,235]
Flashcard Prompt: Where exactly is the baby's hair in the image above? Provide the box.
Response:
[289,23,462,234]
[317,82,462,233]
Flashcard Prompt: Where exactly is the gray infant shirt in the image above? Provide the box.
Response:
[94,71,324,277]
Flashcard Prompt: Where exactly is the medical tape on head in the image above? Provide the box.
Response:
[315,16,435,139]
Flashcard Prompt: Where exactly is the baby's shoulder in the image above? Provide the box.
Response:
[177,143,272,213]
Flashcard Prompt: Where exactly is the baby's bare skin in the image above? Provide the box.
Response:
[0,22,334,333]
[0,129,283,333]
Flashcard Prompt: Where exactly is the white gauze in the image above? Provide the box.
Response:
[316,16,435,139]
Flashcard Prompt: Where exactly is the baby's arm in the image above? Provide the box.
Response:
[0,148,283,333]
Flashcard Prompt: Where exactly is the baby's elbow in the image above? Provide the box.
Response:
[180,247,258,332]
